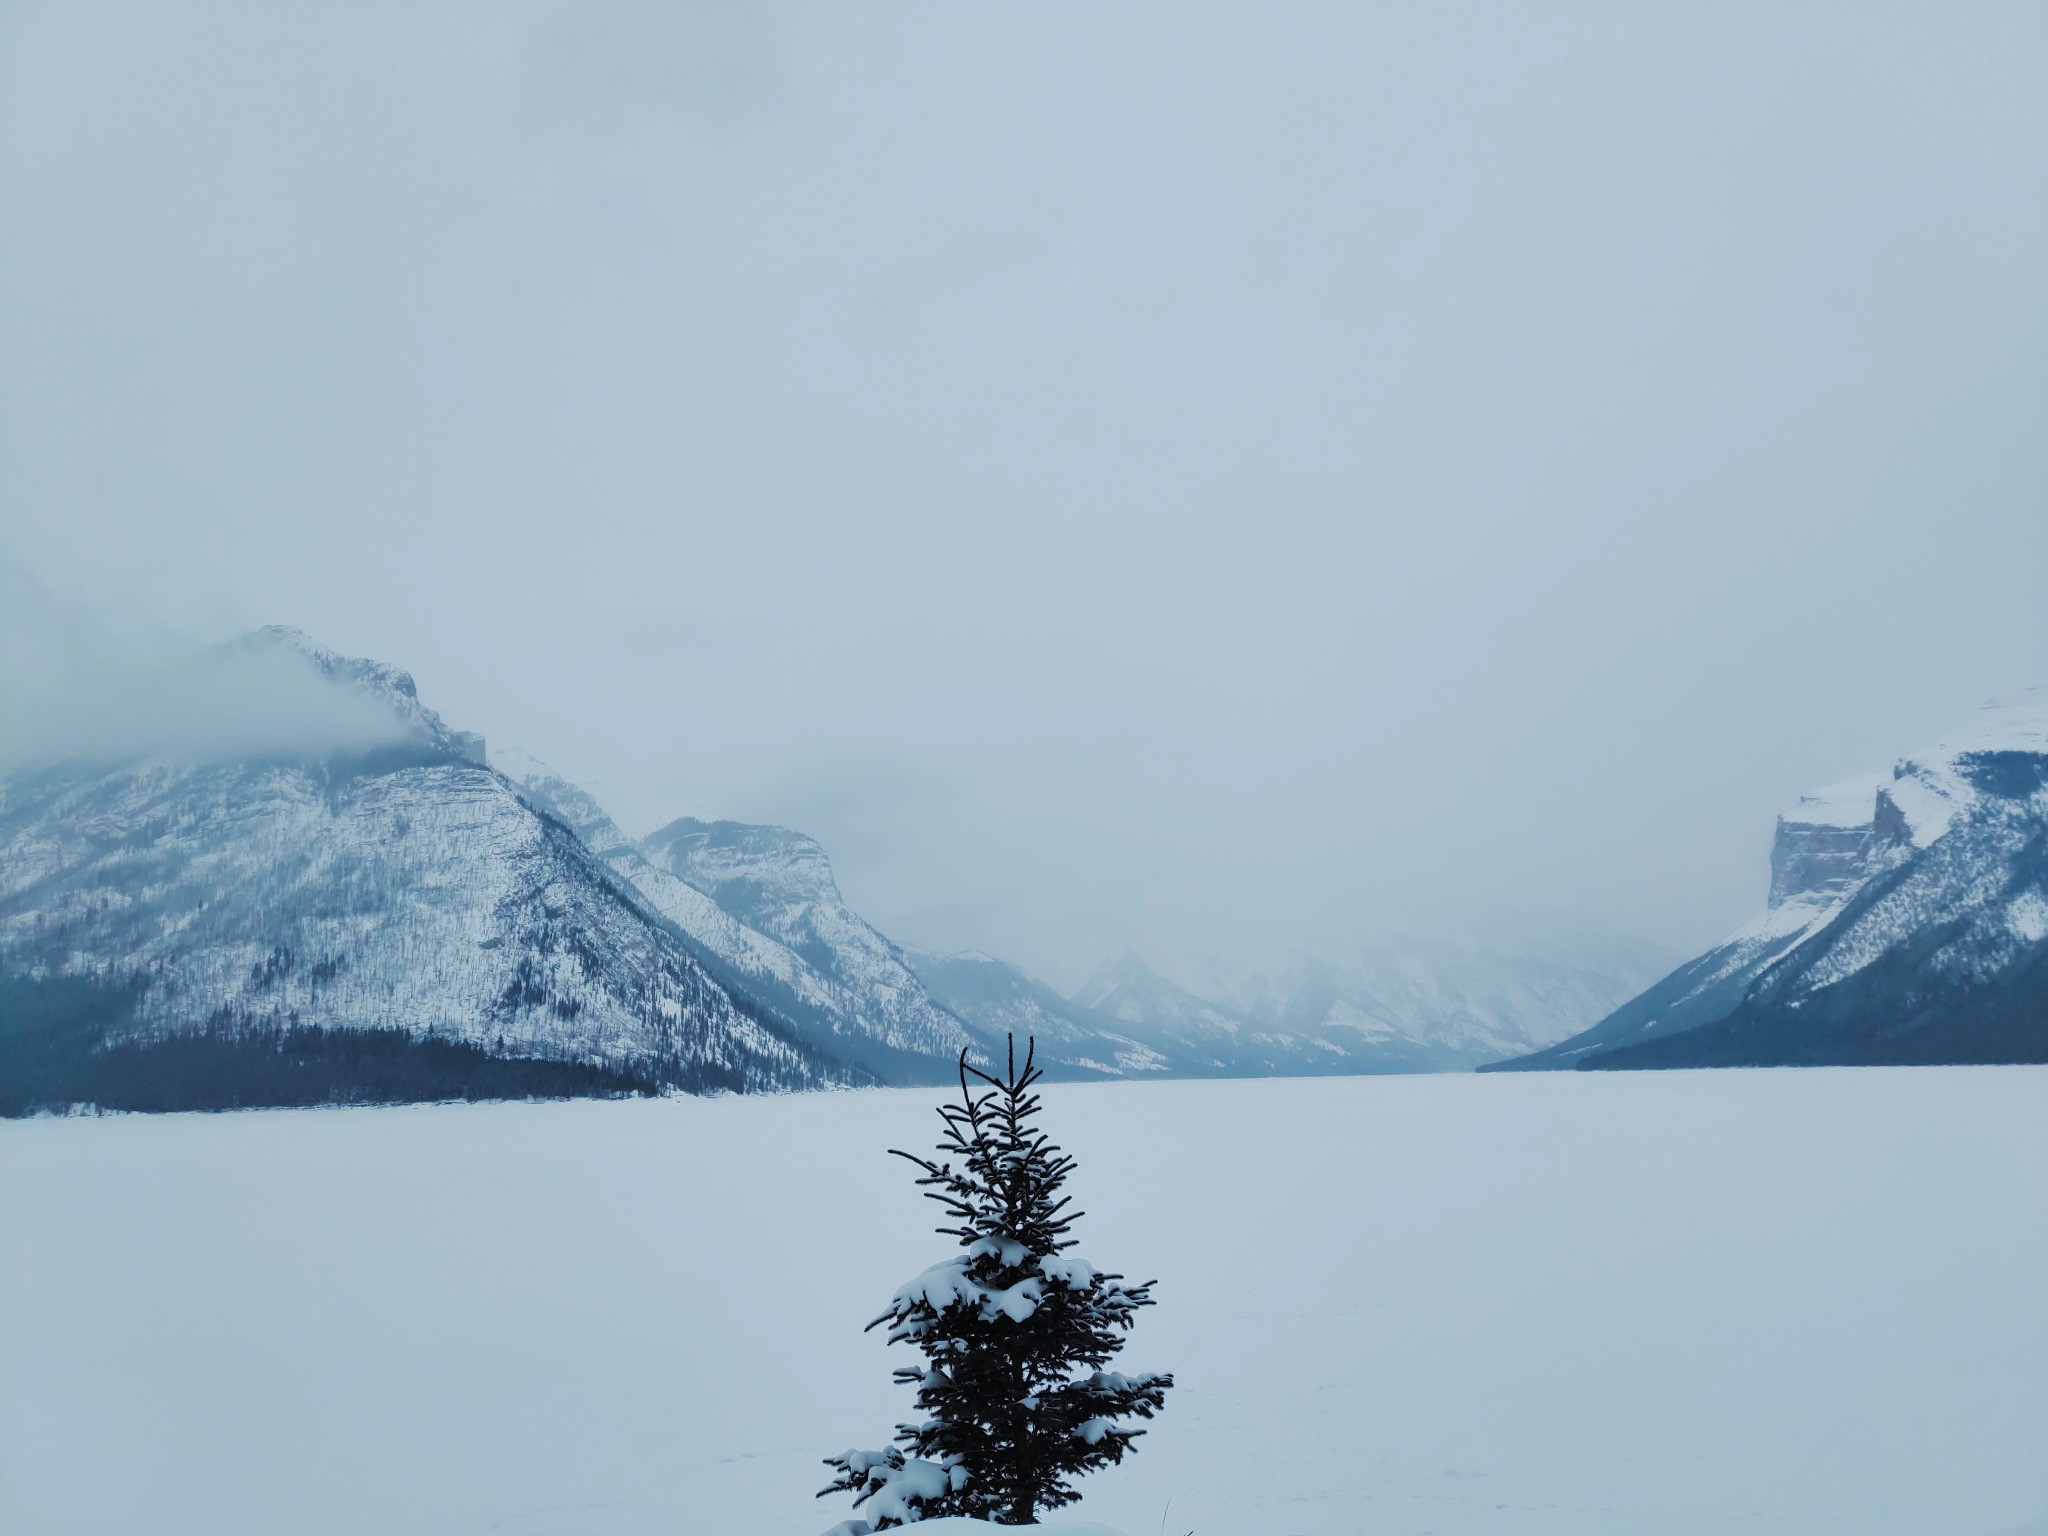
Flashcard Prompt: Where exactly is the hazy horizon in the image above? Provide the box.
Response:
[4,2,2045,989]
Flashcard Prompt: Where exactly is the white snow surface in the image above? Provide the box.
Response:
[3,1071,2043,1536]
[1778,775,1886,829]
[1931,686,2048,756]
[1877,687,2048,849]
[2010,890,2048,945]
[827,1523,1127,1536]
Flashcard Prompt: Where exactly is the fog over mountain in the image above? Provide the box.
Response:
[0,590,423,769]
[3,2,2045,986]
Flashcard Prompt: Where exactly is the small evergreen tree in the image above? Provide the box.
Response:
[820,1037,1173,1530]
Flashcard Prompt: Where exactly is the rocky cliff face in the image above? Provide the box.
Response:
[1492,693,2048,1071]
[1768,778,1891,908]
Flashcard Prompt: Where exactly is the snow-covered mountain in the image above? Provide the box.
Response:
[1065,952,1297,1073]
[1490,694,2048,1070]
[0,630,848,1113]
[495,755,975,1083]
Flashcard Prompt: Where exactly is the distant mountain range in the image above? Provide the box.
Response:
[6,628,2030,1114]
[507,762,1663,1083]
[924,938,1672,1079]
[1486,694,2048,1070]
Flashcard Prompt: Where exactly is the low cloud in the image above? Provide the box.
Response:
[0,572,418,770]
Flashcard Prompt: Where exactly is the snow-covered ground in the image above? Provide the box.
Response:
[3,1070,2044,1536]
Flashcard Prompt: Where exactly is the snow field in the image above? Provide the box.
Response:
[2,1068,2044,1536]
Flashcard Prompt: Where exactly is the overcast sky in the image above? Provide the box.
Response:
[3,1,2044,987]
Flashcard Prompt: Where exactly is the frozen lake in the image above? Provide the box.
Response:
[3,1068,2044,1536]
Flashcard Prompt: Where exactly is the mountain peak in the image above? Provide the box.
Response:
[491,747,627,853]
[216,625,475,756]
[1070,949,1174,1011]
[1778,775,1886,832]
[1928,687,2048,758]
[641,817,842,907]
[236,624,418,700]
[634,813,974,1063]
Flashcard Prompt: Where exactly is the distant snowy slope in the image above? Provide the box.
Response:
[1069,951,1451,1075]
[1067,941,1665,1075]
[1068,952,1276,1071]
[1204,936,1672,1067]
[1492,692,2048,1070]
[1072,950,1235,1029]
[636,817,977,1069]
[901,949,1166,1079]
[0,631,849,1112]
